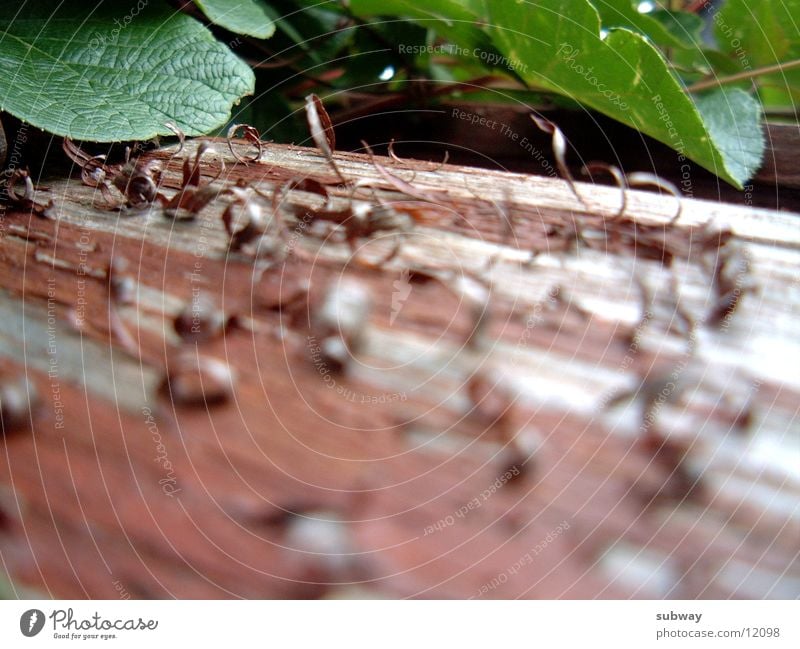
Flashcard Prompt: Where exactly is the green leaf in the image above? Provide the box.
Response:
[479,0,763,187]
[0,0,255,141]
[194,0,276,39]
[595,3,710,83]
[715,0,800,106]
[593,1,701,50]
[694,87,765,186]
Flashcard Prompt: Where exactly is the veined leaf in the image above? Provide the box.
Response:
[194,0,276,39]
[694,87,765,186]
[0,0,255,141]
[479,0,763,187]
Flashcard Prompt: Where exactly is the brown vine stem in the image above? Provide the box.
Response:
[686,59,800,93]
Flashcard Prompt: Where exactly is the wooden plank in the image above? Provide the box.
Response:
[0,139,797,599]
[758,122,800,189]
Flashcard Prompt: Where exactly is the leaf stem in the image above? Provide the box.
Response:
[686,59,800,93]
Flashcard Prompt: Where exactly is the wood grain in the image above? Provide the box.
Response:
[0,139,797,599]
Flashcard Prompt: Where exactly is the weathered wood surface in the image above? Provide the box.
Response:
[760,122,800,189]
[0,139,798,599]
